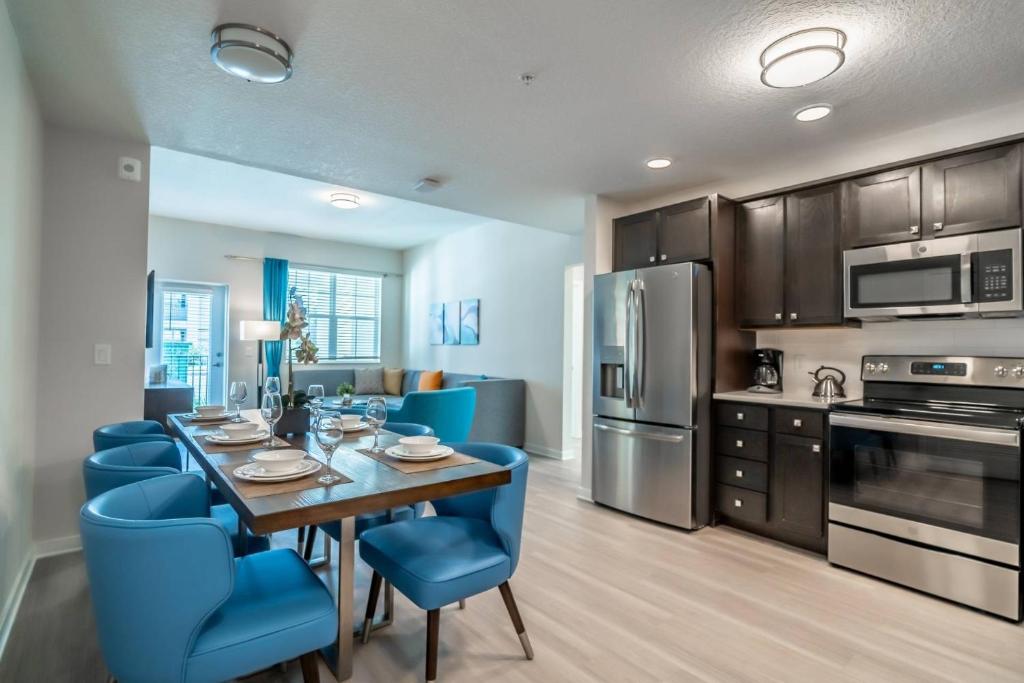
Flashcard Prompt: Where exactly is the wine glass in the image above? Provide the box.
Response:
[365,396,388,453]
[228,381,248,422]
[314,413,343,485]
[265,376,282,395]
[261,392,283,447]
[307,384,325,423]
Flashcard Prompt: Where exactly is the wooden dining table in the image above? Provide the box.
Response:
[169,409,511,681]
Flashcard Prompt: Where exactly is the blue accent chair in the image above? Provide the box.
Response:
[80,474,335,683]
[387,387,477,442]
[83,442,268,556]
[93,419,172,451]
[359,443,532,682]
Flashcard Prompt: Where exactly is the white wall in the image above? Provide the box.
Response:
[147,216,404,406]
[0,0,42,642]
[33,127,151,547]
[403,221,581,457]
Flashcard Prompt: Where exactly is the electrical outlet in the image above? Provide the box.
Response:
[94,343,112,365]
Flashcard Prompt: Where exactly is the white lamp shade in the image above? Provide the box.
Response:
[239,320,281,341]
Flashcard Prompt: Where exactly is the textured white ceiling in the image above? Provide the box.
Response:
[9,0,1024,232]
[149,147,492,250]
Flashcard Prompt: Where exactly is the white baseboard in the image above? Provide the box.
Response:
[0,551,35,661]
[523,442,576,460]
[34,534,82,559]
[576,486,593,502]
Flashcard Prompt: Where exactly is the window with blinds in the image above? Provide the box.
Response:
[287,266,382,362]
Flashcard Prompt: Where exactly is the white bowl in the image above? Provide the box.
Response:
[221,422,260,438]
[339,414,364,427]
[196,404,226,417]
[399,435,440,454]
[251,449,307,473]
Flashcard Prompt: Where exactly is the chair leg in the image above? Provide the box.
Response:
[361,570,383,644]
[498,581,534,660]
[426,608,440,682]
[297,524,306,552]
[303,525,318,561]
[299,651,320,683]
[458,598,466,610]
[106,675,116,683]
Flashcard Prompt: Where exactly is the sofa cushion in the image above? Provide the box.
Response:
[354,367,384,395]
[418,370,443,391]
[383,368,404,396]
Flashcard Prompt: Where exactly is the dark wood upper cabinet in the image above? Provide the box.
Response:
[842,166,921,248]
[770,434,825,539]
[658,197,711,264]
[736,196,785,327]
[613,210,658,271]
[785,185,843,326]
[922,144,1021,238]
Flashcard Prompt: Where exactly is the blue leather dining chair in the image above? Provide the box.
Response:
[83,442,268,556]
[93,419,172,451]
[387,387,477,442]
[359,443,531,682]
[80,473,336,683]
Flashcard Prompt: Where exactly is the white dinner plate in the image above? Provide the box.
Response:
[233,459,322,482]
[384,445,454,462]
[205,430,271,445]
[185,412,232,422]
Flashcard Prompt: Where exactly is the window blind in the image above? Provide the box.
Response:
[288,266,382,362]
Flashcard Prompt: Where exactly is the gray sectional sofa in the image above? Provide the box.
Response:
[291,368,526,447]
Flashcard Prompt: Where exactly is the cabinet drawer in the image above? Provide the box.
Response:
[716,402,769,431]
[774,408,824,438]
[716,427,768,462]
[716,456,768,493]
[716,485,767,524]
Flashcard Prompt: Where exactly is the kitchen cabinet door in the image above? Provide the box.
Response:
[736,196,785,327]
[842,166,921,248]
[770,434,824,539]
[613,210,658,271]
[785,185,843,326]
[657,197,711,264]
[922,144,1021,238]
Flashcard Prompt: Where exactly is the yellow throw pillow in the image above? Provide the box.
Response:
[418,370,443,391]
[383,367,404,396]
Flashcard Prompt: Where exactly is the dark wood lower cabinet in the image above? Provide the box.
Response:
[713,401,827,554]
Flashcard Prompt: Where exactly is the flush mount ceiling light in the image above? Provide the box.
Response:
[211,23,293,83]
[760,27,846,88]
[646,158,672,169]
[795,104,832,122]
[329,192,360,209]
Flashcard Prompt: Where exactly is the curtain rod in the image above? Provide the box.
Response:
[223,255,402,278]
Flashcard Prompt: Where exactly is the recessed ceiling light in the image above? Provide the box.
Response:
[760,27,846,88]
[329,192,360,209]
[646,158,672,169]
[795,104,832,122]
[211,23,293,83]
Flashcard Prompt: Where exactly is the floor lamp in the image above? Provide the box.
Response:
[240,320,281,406]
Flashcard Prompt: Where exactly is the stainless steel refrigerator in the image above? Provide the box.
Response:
[592,262,712,529]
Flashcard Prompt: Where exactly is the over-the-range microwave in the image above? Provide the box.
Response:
[844,227,1022,320]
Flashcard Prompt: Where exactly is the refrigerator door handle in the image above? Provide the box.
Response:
[636,280,647,406]
[624,281,634,407]
[594,422,687,443]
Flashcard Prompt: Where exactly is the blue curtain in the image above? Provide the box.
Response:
[263,258,289,379]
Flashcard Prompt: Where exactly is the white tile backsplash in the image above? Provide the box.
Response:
[757,318,1024,395]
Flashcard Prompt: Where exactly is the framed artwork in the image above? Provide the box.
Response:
[428,303,444,345]
[443,301,461,345]
[460,299,479,345]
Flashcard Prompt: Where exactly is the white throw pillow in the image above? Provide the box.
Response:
[354,367,385,395]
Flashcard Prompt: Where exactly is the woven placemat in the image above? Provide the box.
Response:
[357,447,478,473]
[219,460,351,499]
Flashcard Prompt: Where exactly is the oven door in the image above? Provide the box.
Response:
[829,413,1021,566]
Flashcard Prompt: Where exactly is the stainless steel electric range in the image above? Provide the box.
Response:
[828,355,1024,620]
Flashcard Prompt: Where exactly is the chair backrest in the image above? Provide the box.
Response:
[399,387,476,442]
[80,473,233,683]
[83,441,182,500]
[93,420,172,451]
[431,443,528,571]
[386,422,434,437]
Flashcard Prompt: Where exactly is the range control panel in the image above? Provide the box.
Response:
[975,249,1014,302]
[863,355,1024,386]
[910,361,968,377]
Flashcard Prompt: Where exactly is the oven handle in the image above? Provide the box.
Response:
[829,413,1020,447]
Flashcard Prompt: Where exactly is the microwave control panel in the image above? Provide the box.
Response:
[974,249,1014,301]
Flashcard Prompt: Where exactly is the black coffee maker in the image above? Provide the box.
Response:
[749,348,783,393]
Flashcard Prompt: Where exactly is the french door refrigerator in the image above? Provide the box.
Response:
[592,262,712,529]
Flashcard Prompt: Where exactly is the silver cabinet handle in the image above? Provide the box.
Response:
[790,312,798,320]
[648,256,655,262]
[933,221,944,232]
[774,312,782,320]
[736,412,744,421]
[910,225,920,234]
[735,469,744,478]
[812,444,821,453]
[660,254,667,261]
[793,418,803,428]
[735,439,744,448]
[733,499,743,508]
[593,423,687,443]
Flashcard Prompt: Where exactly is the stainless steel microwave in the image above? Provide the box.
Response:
[844,228,1022,320]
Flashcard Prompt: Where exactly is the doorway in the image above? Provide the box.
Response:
[153,281,228,406]
[562,263,585,459]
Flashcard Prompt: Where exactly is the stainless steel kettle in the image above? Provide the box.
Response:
[809,366,847,399]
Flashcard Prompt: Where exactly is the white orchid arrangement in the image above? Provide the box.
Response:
[281,287,319,402]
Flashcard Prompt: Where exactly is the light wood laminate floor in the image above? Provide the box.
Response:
[3,455,1023,682]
